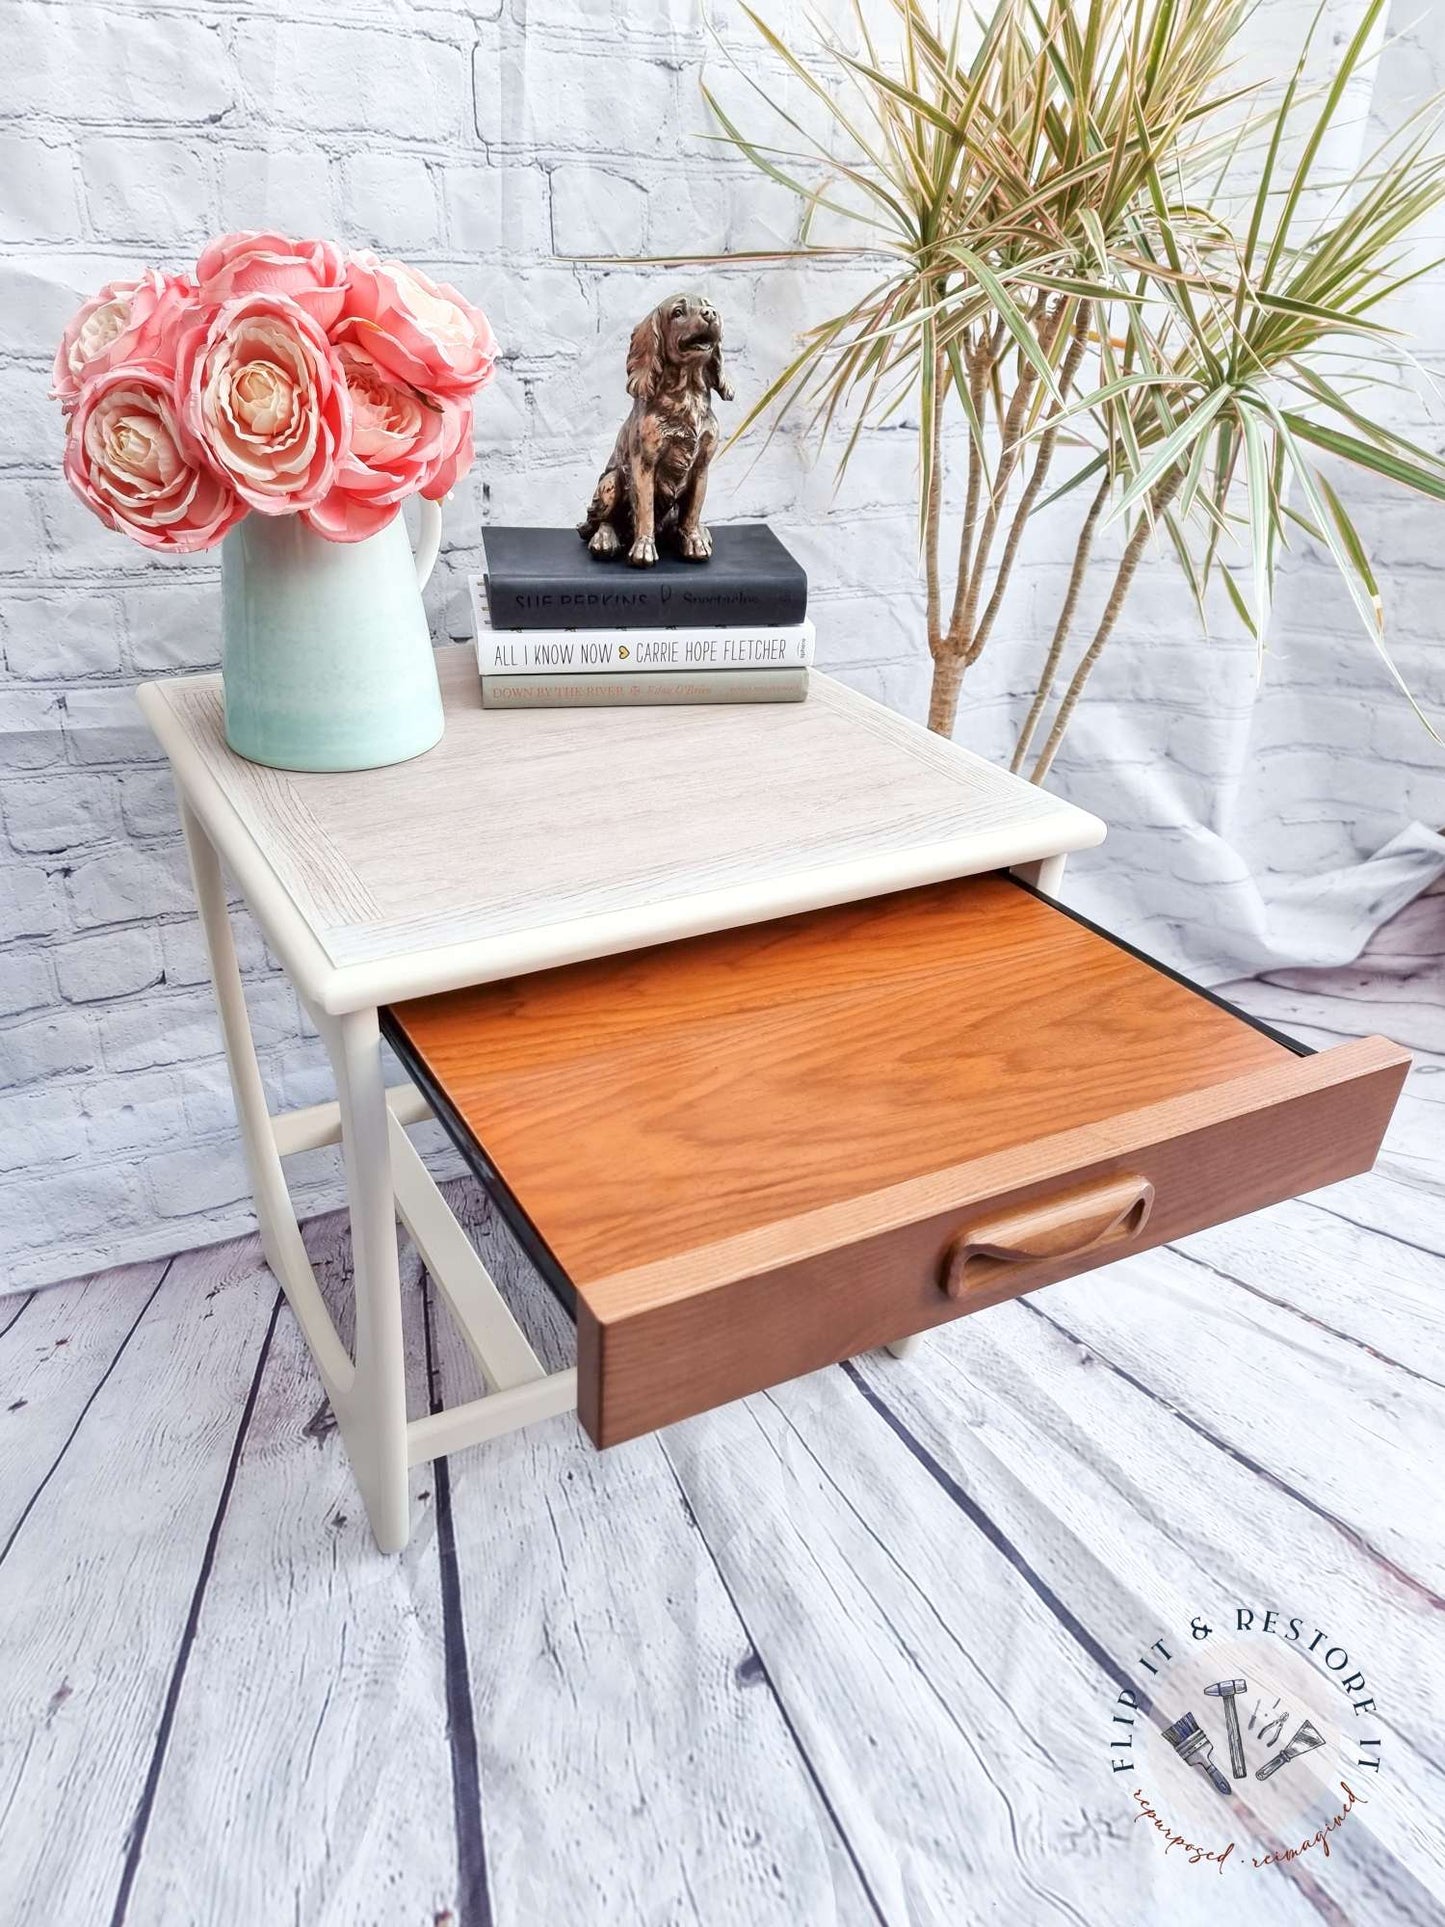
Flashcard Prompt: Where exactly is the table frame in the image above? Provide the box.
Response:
[142,669,1095,1551]
[178,779,1069,1551]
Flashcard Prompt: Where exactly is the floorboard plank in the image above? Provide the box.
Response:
[0,1238,277,1926]
[0,1294,32,1339]
[665,1374,1322,1927]
[0,1259,169,1553]
[844,1310,1444,1922]
[429,1185,881,1927]
[1172,1198,1445,1381]
[118,1215,458,1927]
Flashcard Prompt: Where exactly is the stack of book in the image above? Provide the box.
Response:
[470,524,812,708]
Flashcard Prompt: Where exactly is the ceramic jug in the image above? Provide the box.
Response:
[220,499,445,772]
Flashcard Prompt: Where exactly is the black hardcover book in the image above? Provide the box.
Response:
[480,523,808,631]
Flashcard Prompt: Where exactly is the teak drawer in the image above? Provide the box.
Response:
[383,875,1408,1448]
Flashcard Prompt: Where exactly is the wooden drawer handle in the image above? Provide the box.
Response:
[941,1173,1155,1300]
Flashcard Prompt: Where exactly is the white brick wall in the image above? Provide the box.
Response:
[2,0,1442,1291]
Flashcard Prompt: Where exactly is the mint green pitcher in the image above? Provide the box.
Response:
[220,500,445,772]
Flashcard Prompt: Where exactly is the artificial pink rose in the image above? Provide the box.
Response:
[175,292,350,516]
[195,231,348,331]
[303,344,474,541]
[63,362,246,553]
[338,254,497,399]
[419,396,474,501]
[51,271,198,409]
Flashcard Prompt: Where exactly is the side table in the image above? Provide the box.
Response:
[139,649,1406,1551]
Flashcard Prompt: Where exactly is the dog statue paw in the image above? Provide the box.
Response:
[578,291,732,568]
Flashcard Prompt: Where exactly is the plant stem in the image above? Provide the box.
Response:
[924,342,945,653]
[951,341,990,633]
[927,656,966,733]
[968,308,1091,670]
[1010,468,1110,773]
[1029,471,1182,783]
[949,297,1066,659]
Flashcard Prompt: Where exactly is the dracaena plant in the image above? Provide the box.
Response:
[696,0,1445,770]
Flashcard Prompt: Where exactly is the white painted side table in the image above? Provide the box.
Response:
[138,649,1107,1551]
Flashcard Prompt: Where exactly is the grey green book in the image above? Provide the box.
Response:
[480,668,809,709]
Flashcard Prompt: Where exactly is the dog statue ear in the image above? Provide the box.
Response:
[626,308,664,399]
[707,344,735,403]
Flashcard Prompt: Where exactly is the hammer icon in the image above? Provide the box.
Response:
[1206,1678,1248,1779]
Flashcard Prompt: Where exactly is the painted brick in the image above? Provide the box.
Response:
[0,1008,98,1087]
[5,1161,147,1250]
[0,482,46,579]
[4,771,119,854]
[0,690,66,771]
[61,686,164,767]
[0,950,53,1019]
[65,838,194,930]
[122,578,221,676]
[440,163,550,257]
[483,43,676,155]
[0,134,83,246]
[0,258,91,362]
[550,167,649,256]
[340,152,442,253]
[6,4,236,123]
[55,927,164,1004]
[116,768,180,840]
[0,1082,85,1173]
[0,864,64,941]
[80,136,214,247]
[147,1140,252,1218]
[218,146,340,239]
[1,591,124,681]
[237,18,468,141]
[81,1067,187,1159]
[0,368,62,474]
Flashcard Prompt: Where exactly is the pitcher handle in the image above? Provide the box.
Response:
[412,497,442,589]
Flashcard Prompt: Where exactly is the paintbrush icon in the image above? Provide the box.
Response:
[1162,1710,1232,1795]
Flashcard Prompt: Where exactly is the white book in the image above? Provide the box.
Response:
[470,578,815,673]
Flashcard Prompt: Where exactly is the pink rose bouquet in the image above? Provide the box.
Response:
[53,232,496,553]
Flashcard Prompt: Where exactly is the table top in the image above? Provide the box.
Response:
[139,645,1104,1014]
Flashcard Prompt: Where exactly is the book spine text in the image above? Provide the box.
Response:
[480,669,809,708]
[473,608,815,673]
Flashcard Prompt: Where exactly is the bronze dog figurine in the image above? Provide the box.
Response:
[578,291,733,568]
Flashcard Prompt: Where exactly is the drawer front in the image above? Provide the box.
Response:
[576,1036,1406,1446]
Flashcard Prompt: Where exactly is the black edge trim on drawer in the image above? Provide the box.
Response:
[380,1009,579,1320]
[1007,874,1311,1058]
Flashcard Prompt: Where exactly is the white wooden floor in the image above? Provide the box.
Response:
[2,887,1442,1927]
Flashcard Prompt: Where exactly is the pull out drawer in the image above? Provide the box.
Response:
[383,875,1407,1448]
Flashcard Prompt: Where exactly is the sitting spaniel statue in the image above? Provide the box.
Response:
[578,291,733,568]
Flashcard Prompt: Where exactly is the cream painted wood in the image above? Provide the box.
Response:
[176,792,581,1550]
[177,792,355,1402]
[270,1081,432,1156]
[140,648,1103,1015]
[386,1110,546,1394]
